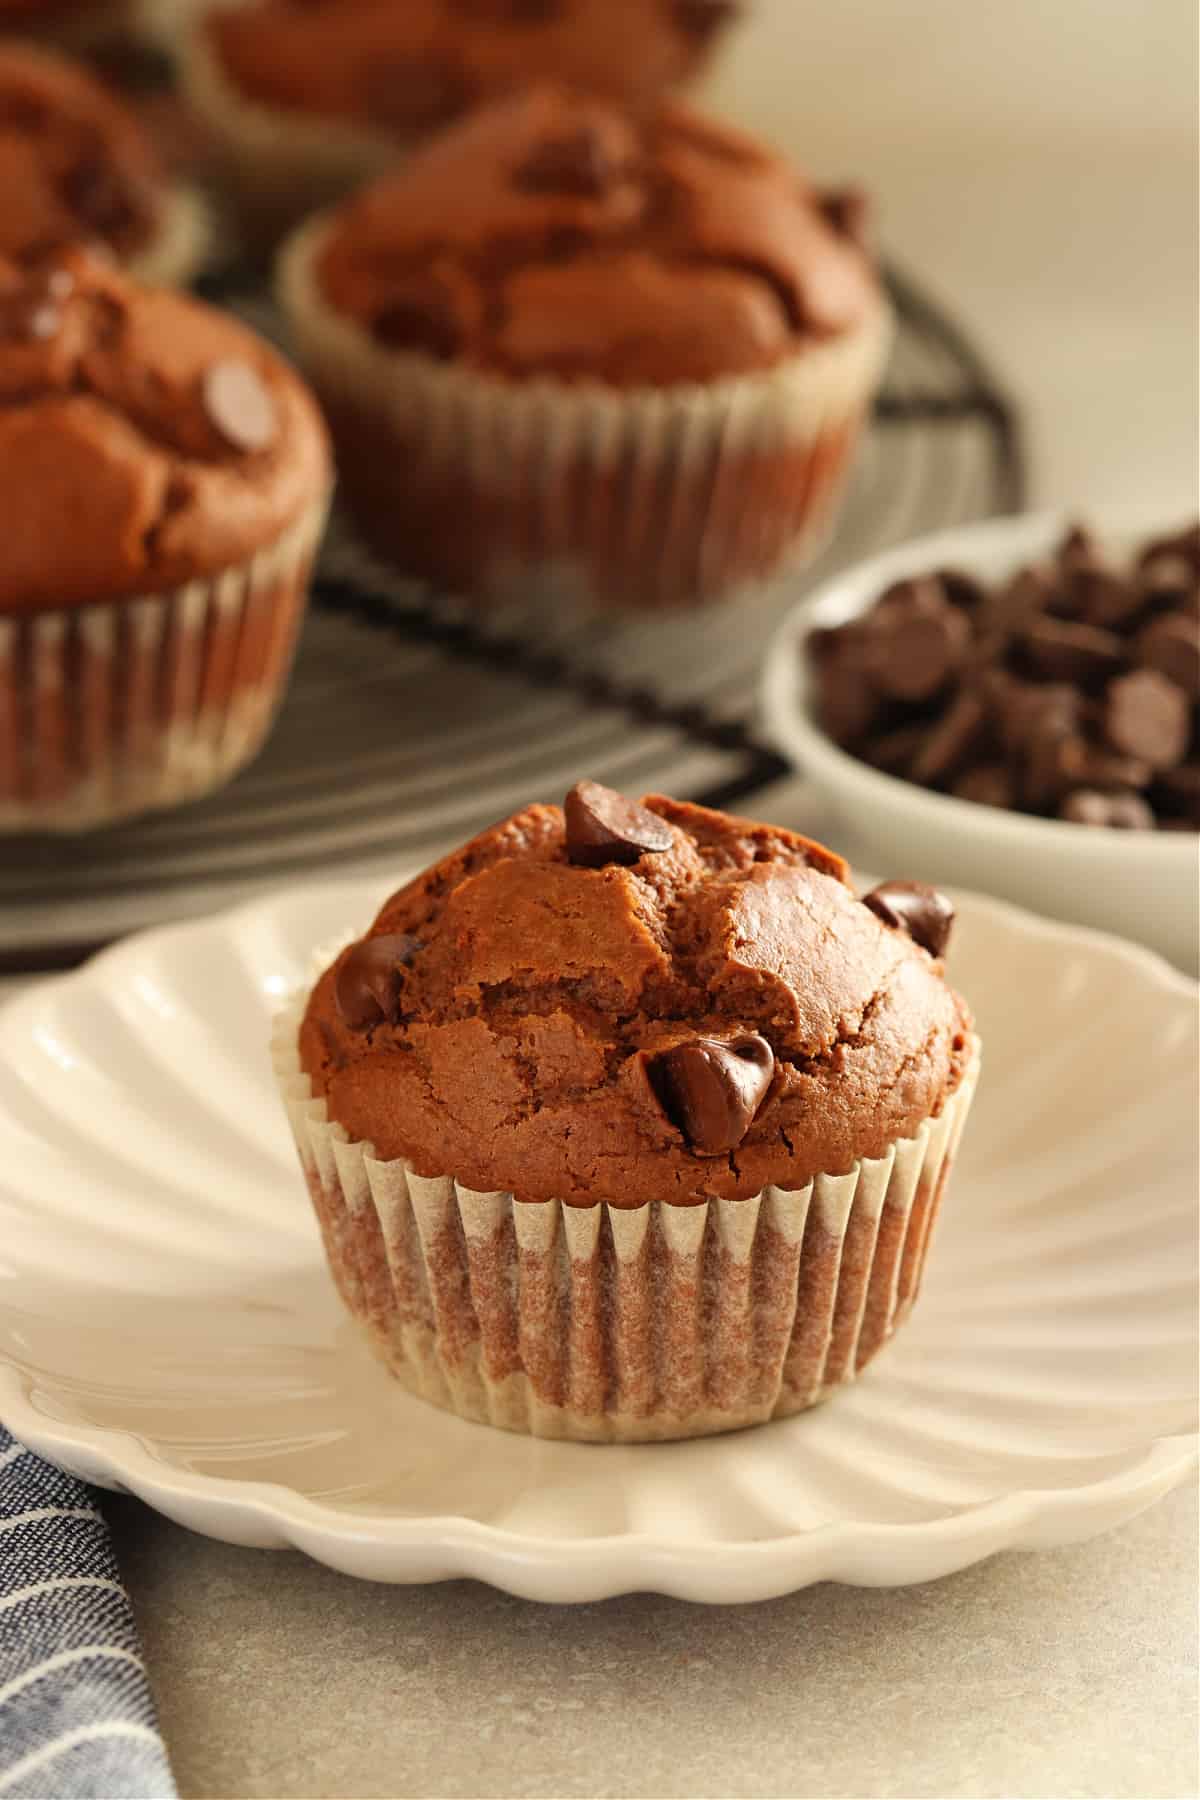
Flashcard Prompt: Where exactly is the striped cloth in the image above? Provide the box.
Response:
[0,1430,174,1800]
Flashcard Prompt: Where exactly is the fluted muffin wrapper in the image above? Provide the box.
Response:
[272,974,979,1442]
[277,214,893,613]
[0,495,327,834]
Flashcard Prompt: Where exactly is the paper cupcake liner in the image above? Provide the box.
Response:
[272,977,979,1442]
[128,184,213,289]
[182,19,402,245]
[278,215,893,613]
[0,496,327,834]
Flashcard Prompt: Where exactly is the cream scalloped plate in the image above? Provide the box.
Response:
[0,879,1195,1602]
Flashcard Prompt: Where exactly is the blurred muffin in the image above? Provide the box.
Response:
[0,0,147,51]
[0,245,331,833]
[274,782,978,1441]
[184,0,744,243]
[0,41,208,285]
[278,86,889,612]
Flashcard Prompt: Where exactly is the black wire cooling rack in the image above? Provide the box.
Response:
[0,260,1024,969]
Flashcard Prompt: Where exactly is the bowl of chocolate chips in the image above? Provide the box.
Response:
[762,512,1199,971]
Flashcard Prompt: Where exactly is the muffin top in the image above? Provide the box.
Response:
[308,87,879,386]
[299,784,973,1206]
[0,42,168,265]
[204,0,741,135]
[0,245,331,612]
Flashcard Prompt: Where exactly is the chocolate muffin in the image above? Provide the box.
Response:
[0,41,208,285]
[279,87,890,611]
[185,0,744,243]
[0,244,331,832]
[274,783,978,1441]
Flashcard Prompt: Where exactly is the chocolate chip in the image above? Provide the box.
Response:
[1023,617,1125,684]
[334,933,423,1031]
[1138,553,1197,614]
[1103,668,1190,769]
[515,127,616,197]
[1153,762,1200,826]
[648,1033,774,1156]
[937,567,988,611]
[863,881,955,957]
[819,187,870,249]
[867,600,970,703]
[1137,612,1200,699]
[910,688,987,784]
[1138,523,1200,578]
[372,283,461,360]
[815,650,877,745]
[202,359,277,454]
[61,159,155,249]
[564,780,674,868]
[1079,568,1143,628]
[1059,789,1155,830]
[671,0,742,39]
[450,0,562,18]
[952,764,1015,808]
[859,723,927,775]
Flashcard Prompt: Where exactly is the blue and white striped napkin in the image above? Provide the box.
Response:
[0,1429,174,1800]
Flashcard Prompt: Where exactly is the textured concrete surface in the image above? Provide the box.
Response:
[110,1482,1197,1800]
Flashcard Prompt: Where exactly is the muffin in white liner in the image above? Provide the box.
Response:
[0,246,331,834]
[274,986,978,1442]
[276,88,892,613]
[274,787,979,1443]
[0,496,326,833]
[0,39,211,288]
[182,0,745,246]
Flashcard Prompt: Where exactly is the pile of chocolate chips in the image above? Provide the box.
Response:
[809,521,1200,830]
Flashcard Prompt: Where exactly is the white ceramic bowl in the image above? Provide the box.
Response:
[762,512,1199,973]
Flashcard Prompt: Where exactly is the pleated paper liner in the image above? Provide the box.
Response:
[273,980,979,1443]
[277,215,893,613]
[0,496,327,834]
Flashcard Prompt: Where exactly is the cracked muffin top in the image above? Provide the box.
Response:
[309,86,880,386]
[0,245,330,612]
[203,0,741,136]
[0,41,168,266]
[299,784,973,1206]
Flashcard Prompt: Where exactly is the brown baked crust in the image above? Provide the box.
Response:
[0,246,331,613]
[312,87,879,385]
[0,41,167,263]
[205,0,737,134]
[299,795,973,1206]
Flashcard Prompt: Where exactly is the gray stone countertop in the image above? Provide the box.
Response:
[110,1482,1197,1800]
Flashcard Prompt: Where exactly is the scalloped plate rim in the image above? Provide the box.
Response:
[0,878,1196,1603]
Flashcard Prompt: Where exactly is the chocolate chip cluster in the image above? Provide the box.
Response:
[809,522,1200,831]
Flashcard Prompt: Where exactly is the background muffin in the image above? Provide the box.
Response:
[0,245,331,833]
[279,86,890,612]
[0,40,207,285]
[184,0,745,243]
[275,783,977,1441]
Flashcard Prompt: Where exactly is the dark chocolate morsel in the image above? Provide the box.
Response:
[1059,789,1155,830]
[1022,617,1124,684]
[335,933,423,1031]
[863,880,955,958]
[1103,668,1190,770]
[649,1033,774,1156]
[1137,612,1200,699]
[671,0,743,41]
[202,359,277,453]
[564,779,674,867]
[515,126,616,197]
[372,284,461,360]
